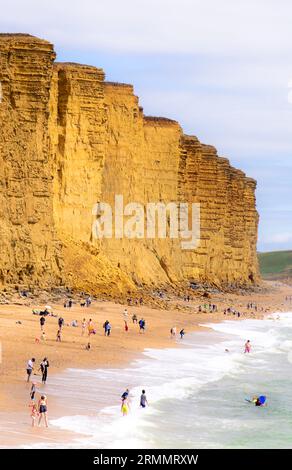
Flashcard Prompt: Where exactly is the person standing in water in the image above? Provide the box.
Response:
[244,340,251,353]
[140,390,149,408]
[38,395,48,427]
[121,398,130,416]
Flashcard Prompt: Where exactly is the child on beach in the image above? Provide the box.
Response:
[56,329,62,342]
[29,402,39,427]
[30,382,36,401]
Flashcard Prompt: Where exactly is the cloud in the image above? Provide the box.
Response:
[1,0,292,56]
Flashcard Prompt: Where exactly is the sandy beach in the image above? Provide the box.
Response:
[0,280,292,447]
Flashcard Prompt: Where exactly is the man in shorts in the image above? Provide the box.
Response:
[26,357,35,382]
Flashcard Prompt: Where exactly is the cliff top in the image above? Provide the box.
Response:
[54,62,104,73]
[0,33,52,45]
[144,116,179,126]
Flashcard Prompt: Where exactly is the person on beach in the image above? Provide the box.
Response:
[88,319,94,336]
[26,358,35,382]
[105,321,111,336]
[41,331,46,341]
[179,329,185,339]
[30,382,37,401]
[121,388,130,401]
[56,329,62,342]
[170,327,176,338]
[58,316,64,330]
[132,313,138,324]
[103,320,109,335]
[86,342,91,350]
[244,340,251,353]
[29,402,39,427]
[140,390,149,408]
[121,398,130,416]
[139,318,145,333]
[40,357,49,384]
[40,315,46,331]
[123,308,128,319]
[82,318,86,336]
[38,395,48,427]
[124,321,129,332]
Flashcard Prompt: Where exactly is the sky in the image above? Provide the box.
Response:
[1,0,292,252]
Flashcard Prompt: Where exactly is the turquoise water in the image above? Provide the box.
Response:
[37,312,292,449]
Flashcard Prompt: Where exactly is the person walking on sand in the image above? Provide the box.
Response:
[123,308,128,319]
[139,318,145,334]
[105,321,111,336]
[40,315,46,331]
[81,318,86,336]
[140,390,149,408]
[244,340,251,353]
[124,320,129,332]
[40,357,49,384]
[179,328,185,339]
[38,395,48,427]
[58,316,64,330]
[103,320,109,335]
[170,326,176,338]
[56,329,61,342]
[88,319,94,336]
[26,358,35,382]
[132,313,138,324]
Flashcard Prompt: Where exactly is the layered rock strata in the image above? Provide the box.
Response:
[0,34,259,292]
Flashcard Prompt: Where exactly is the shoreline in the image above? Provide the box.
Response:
[0,280,292,447]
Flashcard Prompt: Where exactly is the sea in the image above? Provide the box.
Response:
[29,311,292,449]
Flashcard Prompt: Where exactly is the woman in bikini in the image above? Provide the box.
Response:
[38,395,48,427]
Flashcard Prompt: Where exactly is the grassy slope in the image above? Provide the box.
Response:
[258,250,292,279]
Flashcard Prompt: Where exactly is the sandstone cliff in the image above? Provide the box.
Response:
[0,34,259,293]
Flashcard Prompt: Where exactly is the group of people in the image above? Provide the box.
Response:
[170,327,185,339]
[26,357,50,427]
[120,388,149,416]
[198,303,218,313]
[26,357,50,384]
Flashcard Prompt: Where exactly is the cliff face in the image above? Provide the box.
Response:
[0,35,62,288]
[0,34,259,292]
